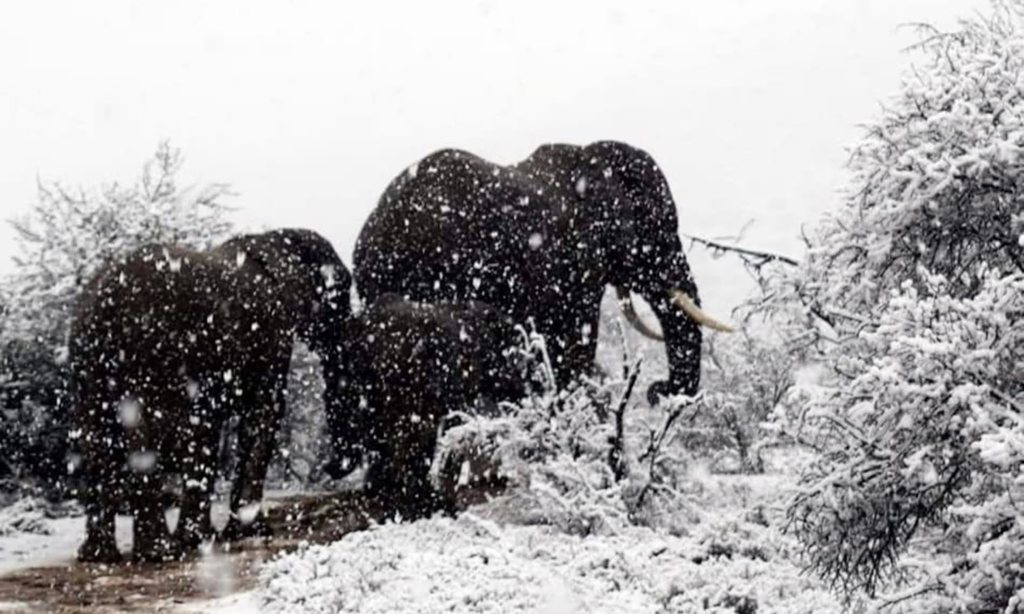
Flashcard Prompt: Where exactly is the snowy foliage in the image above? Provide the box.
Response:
[433,323,704,537]
[599,289,792,476]
[0,497,51,537]
[787,273,1024,605]
[761,6,1024,611]
[693,332,795,474]
[0,143,233,486]
[802,9,1024,318]
[259,510,839,614]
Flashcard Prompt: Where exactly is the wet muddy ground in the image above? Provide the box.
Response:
[0,489,466,613]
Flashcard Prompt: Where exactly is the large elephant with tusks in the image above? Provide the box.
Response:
[70,228,350,562]
[354,141,732,403]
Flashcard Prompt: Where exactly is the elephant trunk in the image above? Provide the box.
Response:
[645,290,703,400]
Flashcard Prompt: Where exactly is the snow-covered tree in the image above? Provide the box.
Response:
[698,332,795,473]
[0,143,232,488]
[771,5,1024,611]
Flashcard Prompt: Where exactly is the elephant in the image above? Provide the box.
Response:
[332,294,524,519]
[70,228,351,562]
[353,141,732,404]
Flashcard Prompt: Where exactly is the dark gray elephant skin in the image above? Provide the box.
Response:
[70,228,350,563]
[354,141,731,404]
[334,295,523,519]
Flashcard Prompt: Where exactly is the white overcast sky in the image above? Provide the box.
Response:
[0,0,988,315]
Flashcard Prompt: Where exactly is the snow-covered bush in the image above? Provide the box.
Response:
[797,11,1024,320]
[787,273,1023,605]
[260,512,841,614]
[434,323,704,537]
[0,142,232,489]
[769,5,1024,611]
[0,497,53,536]
[692,332,795,474]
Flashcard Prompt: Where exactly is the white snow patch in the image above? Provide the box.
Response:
[174,591,260,613]
[0,506,132,575]
[259,512,839,614]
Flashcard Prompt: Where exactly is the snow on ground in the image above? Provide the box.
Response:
[0,488,330,577]
[259,476,841,614]
[173,590,261,613]
[0,498,110,575]
[0,470,839,613]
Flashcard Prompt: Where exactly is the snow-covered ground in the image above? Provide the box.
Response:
[0,492,316,612]
[256,463,839,614]
[260,511,836,613]
[0,498,103,575]
[0,467,840,613]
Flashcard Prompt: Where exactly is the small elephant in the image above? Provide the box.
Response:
[333,295,524,519]
[354,142,734,404]
[70,228,350,562]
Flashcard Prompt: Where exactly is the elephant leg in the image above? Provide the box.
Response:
[175,406,220,552]
[128,462,177,562]
[364,444,401,515]
[434,450,463,516]
[403,428,444,519]
[123,401,178,562]
[571,309,602,378]
[75,386,124,563]
[323,368,368,479]
[176,462,216,550]
[78,462,123,563]
[370,413,443,520]
[222,360,288,541]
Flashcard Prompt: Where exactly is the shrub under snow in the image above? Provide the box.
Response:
[765,5,1024,611]
[256,320,840,613]
[432,325,705,537]
[259,513,838,614]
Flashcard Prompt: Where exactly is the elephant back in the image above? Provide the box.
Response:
[72,243,226,373]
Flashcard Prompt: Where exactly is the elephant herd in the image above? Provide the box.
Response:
[69,141,732,563]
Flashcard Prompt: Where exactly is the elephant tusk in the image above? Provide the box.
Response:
[669,289,736,333]
[614,287,665,341]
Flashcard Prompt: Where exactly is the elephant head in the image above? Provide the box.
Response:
[573,141,733,400]
[220,228,352,407]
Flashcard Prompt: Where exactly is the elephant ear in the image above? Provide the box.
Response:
[226,229,352,331]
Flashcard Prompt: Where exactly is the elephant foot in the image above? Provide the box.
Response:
[646,379,697,407]
[323,452,361,481]
[131,537,182,564]
[175,524,214,554]
[220,513,272,542]
[391,498,440,522]
[77,536,123,564]
[375,485,445,522]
